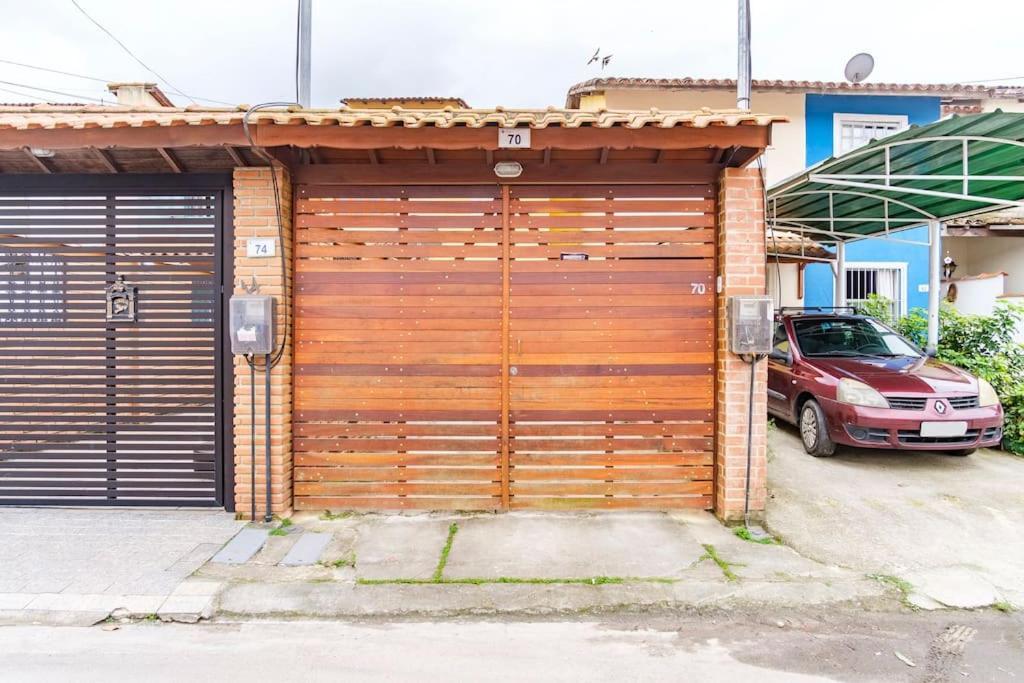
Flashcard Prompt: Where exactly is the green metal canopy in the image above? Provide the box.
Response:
[768,111,1024,242]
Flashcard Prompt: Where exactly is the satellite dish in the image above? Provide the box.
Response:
[844,53,875,83]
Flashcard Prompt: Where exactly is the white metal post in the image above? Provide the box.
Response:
[737,0,751,110]
[297,0,313,107]
[834,241,846,308]
[927,220,942,353]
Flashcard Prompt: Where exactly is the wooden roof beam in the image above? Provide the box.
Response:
[90,147,119,173]
[21,146,53,173]
[543,148,552,166]
[426,148,436,165]
[157,147,183,173]
[223,144,247,167]
[598,147,609,164]
[367,149,379,164]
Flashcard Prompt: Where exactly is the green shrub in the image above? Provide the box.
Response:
[855,294,895,326]
[855,296,1024,455]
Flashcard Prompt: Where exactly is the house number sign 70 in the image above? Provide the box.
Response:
[691,282,707,295]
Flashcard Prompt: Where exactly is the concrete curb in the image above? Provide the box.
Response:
[214,577,891,619]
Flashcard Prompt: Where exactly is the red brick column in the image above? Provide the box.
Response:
[232,166,294,519]
[715,167,768,523]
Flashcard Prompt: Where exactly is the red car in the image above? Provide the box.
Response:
[768,310,1003,457]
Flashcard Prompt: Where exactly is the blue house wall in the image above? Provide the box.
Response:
[802,94,941,313]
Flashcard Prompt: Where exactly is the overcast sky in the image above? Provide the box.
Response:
[1,0,1022,109]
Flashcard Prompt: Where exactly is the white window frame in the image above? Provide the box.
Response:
[833,113,909,157]
[843,261,909,318]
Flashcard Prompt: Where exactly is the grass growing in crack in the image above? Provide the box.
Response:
[432,522,459,582]
[322,552,356,569]
[701,544,739,582]
[269,518,294,536]
[868,573,914,605]
[320,510,356,521]
[993,601,1015,613]
[356,576,676,586]
[733,527,778,545]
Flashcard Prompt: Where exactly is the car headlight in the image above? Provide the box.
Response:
[978,378,1000,407]
[837,378,889,408]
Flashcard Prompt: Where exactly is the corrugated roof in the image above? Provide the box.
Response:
[768,111,1024,241]
[0,104,783,132]
[567,77,1024,106]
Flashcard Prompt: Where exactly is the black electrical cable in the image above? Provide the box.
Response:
[742,353,766,528]
[757,157,783,304]
[264,354,272,523]
[242,103,300,372]
[249,355,256,522]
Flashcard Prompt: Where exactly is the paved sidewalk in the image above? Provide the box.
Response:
[0,508,243,624]
[198,510,889,618]
[767,426,1024,610]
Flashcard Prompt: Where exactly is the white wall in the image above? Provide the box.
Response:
[767,262,804,310]
[944,236,1024,294]
[597,89,806,187]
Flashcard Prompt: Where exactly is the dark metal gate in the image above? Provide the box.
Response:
[0,175,232,506]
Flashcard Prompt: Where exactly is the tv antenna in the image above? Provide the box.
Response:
[844,53,875,83]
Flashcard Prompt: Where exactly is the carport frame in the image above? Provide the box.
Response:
[768,112,1024,352]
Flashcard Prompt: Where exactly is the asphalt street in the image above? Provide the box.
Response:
[1,609,1020,682]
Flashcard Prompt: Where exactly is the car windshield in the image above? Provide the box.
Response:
[792,318,922,358]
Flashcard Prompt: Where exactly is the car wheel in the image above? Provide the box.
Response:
[945,448,975,457]
[799,399,836,457]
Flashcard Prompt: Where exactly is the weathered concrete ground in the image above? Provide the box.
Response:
[2,609,1021,682]
[198,510,889,618]
[767,423,1024,610]
[0,508,242,625]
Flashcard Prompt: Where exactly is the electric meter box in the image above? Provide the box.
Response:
[728,296,774,355]
[229,295,275,355]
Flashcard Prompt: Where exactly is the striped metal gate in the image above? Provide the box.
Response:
[0,178,229,506]
[293,182,715,511]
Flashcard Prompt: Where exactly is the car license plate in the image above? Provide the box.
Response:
[920,421,968,437]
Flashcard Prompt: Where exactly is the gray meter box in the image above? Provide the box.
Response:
[229,295,275,355]
[728,296,774,355]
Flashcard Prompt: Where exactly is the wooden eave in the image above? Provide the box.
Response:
[0,122,771,176]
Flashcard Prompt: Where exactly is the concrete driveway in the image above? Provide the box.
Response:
[766,424,1024,609]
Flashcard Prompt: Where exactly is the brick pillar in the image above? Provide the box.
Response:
[232,166,293,519]
[715,167,768,523]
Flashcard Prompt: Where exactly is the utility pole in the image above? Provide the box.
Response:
[737,0,751,109]
[297,0,312,107]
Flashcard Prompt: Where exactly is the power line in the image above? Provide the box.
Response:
[69,0,236,106]
[957,75,1024,85]
[0,79,108,103]
[0,58,112,83]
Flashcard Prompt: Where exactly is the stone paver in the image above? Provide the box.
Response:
[0,507,243,623]
[211,528,269,565]
[280,532,331,566]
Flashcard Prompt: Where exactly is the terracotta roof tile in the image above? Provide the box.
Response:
[567,77,1024,106]
[767,229,834,260]
[0,104,785,132]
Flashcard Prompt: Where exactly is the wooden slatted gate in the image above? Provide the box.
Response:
[0,182,227,506]
[294,183,715,511]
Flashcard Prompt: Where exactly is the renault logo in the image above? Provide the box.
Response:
[935,400,948,414]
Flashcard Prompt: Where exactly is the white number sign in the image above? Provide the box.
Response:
[246,238,276,258]
[498,128,531,149]
[690,283,707,295]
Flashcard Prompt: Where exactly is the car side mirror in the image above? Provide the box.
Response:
[768,348,791,365]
